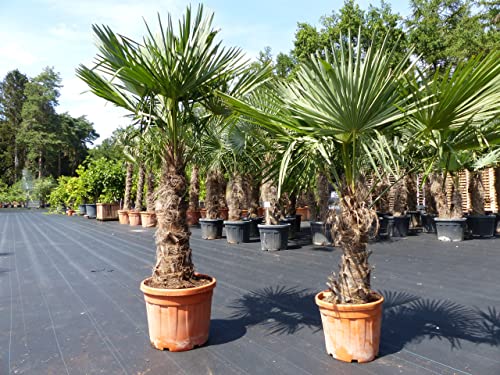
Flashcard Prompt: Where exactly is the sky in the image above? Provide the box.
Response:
[0,0,411,144]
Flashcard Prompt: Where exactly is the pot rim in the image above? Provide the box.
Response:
[199,218,224,222]
[315,290,384,312]
[434,217,467,222]
[257,224,290,229]
[139,211,156,215]
[224,220,251,225]
[140,273,216,297]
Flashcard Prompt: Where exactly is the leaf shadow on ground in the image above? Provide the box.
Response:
[0,252,13,257]
[379,289,500,356]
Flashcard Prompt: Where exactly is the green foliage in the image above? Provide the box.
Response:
[77,157,125,203]
[48,176,71,211]
[32,176,56,204]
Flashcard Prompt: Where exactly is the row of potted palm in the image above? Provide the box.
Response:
[77,5,499,364]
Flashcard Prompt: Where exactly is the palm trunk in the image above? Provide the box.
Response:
[146,167,155,212]
[327,185,377,304]
[135,162,145,211]
[205,169,221,219]
[317,173,330,222]
[261,178,280,225]
[372,176,391,213]
[406,174,418,211]
[450,174,463,218]
[218,172,227,210]
[151,161,194,289]
[228,172,244,220]
[188,165,200,212]
[392,179,408,216]
[123,162,133,210]
[424,174,438,214]
[248,175,260,218]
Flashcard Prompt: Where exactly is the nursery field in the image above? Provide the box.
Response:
[0,209,499,375]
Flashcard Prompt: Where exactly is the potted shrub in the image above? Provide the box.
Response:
[223,31,414,362]
[78,5,268,351]
[199,169,225,239]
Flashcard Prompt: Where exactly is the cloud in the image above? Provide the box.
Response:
[0,41,38,67]
[49,23,88,42]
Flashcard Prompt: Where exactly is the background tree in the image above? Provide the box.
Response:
[0,69,29,183]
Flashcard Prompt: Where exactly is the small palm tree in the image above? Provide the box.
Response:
[222,32,414,303]
[77,5,267,288]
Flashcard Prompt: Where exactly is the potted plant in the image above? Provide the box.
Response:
[223,31,415,362]
[199,169,225,239]
[406,51,500,242]
[78,5,268,351]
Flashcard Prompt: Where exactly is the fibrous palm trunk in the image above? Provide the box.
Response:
[135,162,145,211]
[152,162,194,289]
[228,172,244,220]
[372,176,391,213]
[424,174,438,214]
[406,174,418,211]
[392,179,408,216]
[123,162,133,210]
[469,171,485,215]
[328,185,377,304]
[188,165,200,212]
[248,175,260,218]
[205,169,221,219]
[146,167,155,212]
[316,173,330,222]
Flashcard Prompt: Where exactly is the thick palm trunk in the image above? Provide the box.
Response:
[146,167,155,212]
[316,173,330,222]
[135,162,145,211]
[188,165,200,212]
[328,185,377,304]
[449,174,463,218]
[228,172,244,220]
[372,176,391,213]
[406,174,418,211]
[430,173,449,217]
[424,174,438,214]
[205,169,221,219]
[248,175,260,218]
[392,179,408,216]
[152,162,194,289]
[469,171,485,215]
[123,162,133,210]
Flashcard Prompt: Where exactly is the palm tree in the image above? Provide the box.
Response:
[77,5,267,289]
[221,32,414,304]
[404,51,500,219]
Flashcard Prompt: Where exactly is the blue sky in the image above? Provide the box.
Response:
[0,0,411,143]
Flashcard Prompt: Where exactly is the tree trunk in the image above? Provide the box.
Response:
[14,141,18,182]
[449,174,463,218]
[38,150,43,179]
[218,172,227,210]
[317,173,330,222]
[469,171,485,215]
[261,178,280,225]
[406,174,418,211]
[123,162,133,210]
[248,175,260,218]
[228,172,244,220]
[188,165,200,212]
[392,179,408,216]
[151,161,195,289]
[135,162,145,211]
[372,176,391,213]
[205,169,221,219]
[327,184,377,304]
[430,173,451,218]
[424,174,438,214]
[146,167,155,212]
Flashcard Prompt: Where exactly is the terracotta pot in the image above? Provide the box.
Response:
[140,212,157,228]
[140,274,216,351]
[67,209,75,216]
[118,210,129,225]
[218,208,229,220]
[128,211,142,226]
[241,209,249,218]
[200,208,207,219]
[315,291,384,363]
[187,209,201,226]
[257,207,265,217]
[296,207,310,221]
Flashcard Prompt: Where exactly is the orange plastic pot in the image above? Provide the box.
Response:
[67,209,75,216]
[200,208,207,218]
[257,207,265,217]
[187,210,201,226]
[140,274,216,352]
[128,211,141,226]
[118,210,129,225]
[140,212,157,228]
[315,291,384,363]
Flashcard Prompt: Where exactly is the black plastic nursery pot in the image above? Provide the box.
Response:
[376,214,394,239]
[435,218,467,242]
[391,215,410,237]
[258,224,289,251]
[466,215,497,238]
[245,217,263,237]
[85,204,97,219]
[200,218,224,240]
[421,213,437,233]
[78,204,86,215]
[496,213,500,236]
[280,217,297,240]
[310,221,332,246]
[295,214,302,232]
[224,220,251,244]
